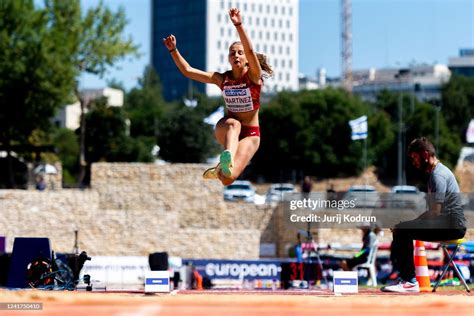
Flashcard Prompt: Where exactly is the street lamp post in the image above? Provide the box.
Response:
[397,90,403,185]
[395,69,410,186]
[434,99,442,152]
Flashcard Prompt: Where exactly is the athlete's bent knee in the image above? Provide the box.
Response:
[224,118,241,130]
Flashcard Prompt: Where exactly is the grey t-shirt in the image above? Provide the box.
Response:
[427,162,466,228]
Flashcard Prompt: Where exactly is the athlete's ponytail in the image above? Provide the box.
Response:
[256,52,273,79]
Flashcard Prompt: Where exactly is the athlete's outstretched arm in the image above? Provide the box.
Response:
[229,8,262,84]
[163,34,223,86]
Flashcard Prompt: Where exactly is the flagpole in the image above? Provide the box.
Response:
[349,115,368,186]
[364,136,367,186]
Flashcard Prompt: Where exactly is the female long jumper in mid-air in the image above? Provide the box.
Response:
[163,8,273,186]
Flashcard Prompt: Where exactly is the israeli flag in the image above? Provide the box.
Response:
[349,115,368,140]
[467,119,474,143]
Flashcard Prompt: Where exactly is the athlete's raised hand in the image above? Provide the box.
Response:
[163,34,177,51]
[229,8,242,25]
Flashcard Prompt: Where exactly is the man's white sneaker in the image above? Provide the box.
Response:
[381,279,420,293]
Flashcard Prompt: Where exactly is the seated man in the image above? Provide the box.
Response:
[340,223,379,271]
[382,137,466,293]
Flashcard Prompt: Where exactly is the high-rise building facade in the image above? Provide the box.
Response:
[152,0,299,101]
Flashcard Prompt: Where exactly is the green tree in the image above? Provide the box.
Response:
[83,98,152,183]
[51,128,80,186]
[441,75,474,142]
[125,66,167,139]
[405,103,461,169]
[70,0,139,185]
[0,0,77,187]
[157,105,218,163]
[253,88,383,180]
[372,90,462,183]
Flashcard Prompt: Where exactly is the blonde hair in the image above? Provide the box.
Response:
[230,42,274,79]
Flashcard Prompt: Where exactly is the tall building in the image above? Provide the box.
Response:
[152,0,299,101]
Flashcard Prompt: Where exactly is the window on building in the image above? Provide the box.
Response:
[259,31,262,40]
[289,60,293,68]
[282,6,286,14]
[251,3,255,11]
[256,44,260,51]
[263,18,267,27]
[286,73,290,81]
[244,3,247,11]
[266,32,270,40]
[267,5,270,13]
[289,34,293,42]
[248,16,252,25]
[263,44,267,52]
[274,59,279,67]
[274,33,278,41]
[256,17,260,26]
[228,28,232,36]
[282,60,286,68]
[218,14,221,23]
[286,46,290,54]
[271,45,275,54]
[289,7,293,15]
[278,73,282,80]
[287,20,290,28]
[220,28,224,36]
[251,30,255,38]
[259,4,262,13]
[282,33,286,41]
[220,54,224,63]
[279,20,282,28]
[274,6,278,14]
[279,46,283,54]
[271,19,275,27]
[221,0,224,9]
[218,41,221,49]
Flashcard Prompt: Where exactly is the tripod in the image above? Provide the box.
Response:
[300,222,328,288]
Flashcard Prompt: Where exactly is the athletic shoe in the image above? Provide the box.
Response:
[380,279,420,293]
[203,164,221,180]
[219,150,233,177]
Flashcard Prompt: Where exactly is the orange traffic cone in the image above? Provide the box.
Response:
[414,240,432,292]
[193,270,203,290]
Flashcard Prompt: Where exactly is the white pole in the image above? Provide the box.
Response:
[364,136,368,186]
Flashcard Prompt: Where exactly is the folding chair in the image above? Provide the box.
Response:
[432,238,471,293]
[354,244,378,286]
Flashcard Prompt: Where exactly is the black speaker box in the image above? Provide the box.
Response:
[6,237,51,288]
[148,252,169,271]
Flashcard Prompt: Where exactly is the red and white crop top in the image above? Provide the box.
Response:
[220,71,261,113]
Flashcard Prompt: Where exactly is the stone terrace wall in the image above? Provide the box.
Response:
[1,162,472,259]
[0,163,272,259]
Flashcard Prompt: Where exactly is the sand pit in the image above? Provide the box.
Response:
[0,288,472,316]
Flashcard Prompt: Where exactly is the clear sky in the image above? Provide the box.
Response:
[80,0,474,90]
